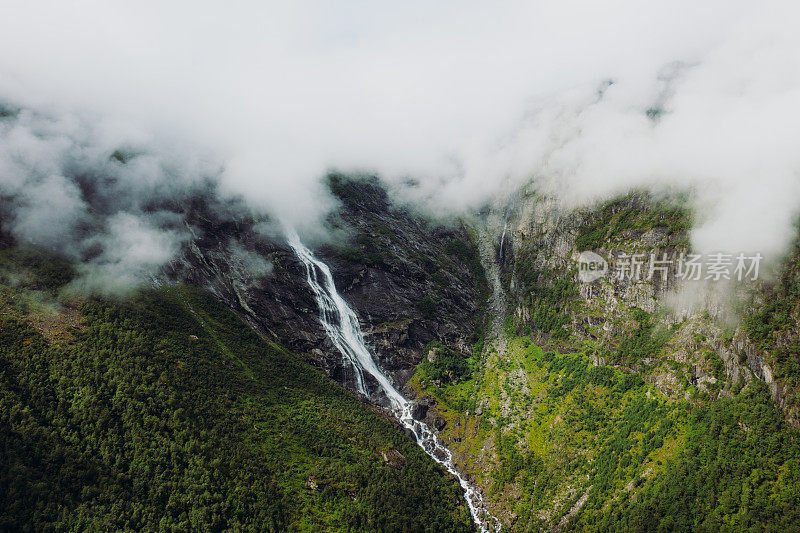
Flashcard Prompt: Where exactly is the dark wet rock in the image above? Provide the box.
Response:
[432,447,449,462]
[317,176,487,387]
[430,415,447,431]
[411,401,429,421]
[168,175,487,395]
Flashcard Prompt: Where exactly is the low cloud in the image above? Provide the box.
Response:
[72,212,186,294]
[0,0,799,269]
[0,108,216,292]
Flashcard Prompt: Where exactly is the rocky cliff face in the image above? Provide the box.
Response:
[320,175,488,387]
[503,189,800,424]
[159,179,800,531]
[407,186,800,530]
[165,182,800,434]
[497,190,764,402]
[167,176,488,396]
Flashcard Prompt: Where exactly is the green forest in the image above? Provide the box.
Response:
[415,335,800,532]
[0,248,472,532]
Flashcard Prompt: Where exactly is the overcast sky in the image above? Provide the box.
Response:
[1,1,799,264]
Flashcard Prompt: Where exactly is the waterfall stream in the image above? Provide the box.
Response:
[499,222,507,263]
[287,230,500,532]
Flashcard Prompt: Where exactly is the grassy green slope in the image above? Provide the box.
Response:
[0,251,472,532]
[411,191,800,530]
[414,336,800,532]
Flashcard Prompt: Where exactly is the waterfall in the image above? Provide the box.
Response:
[498,222,507,262]
[286,230,500,532]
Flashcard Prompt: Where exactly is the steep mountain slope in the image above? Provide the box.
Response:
[741,229,800,422]
[411,188,800,531]
[171,175,488,397]
[321,174,488,388]
[6,168,800,532]
[0,248,473,531]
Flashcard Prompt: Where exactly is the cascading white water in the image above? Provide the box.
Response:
[286,230,500,532]
[498,222,507,262]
